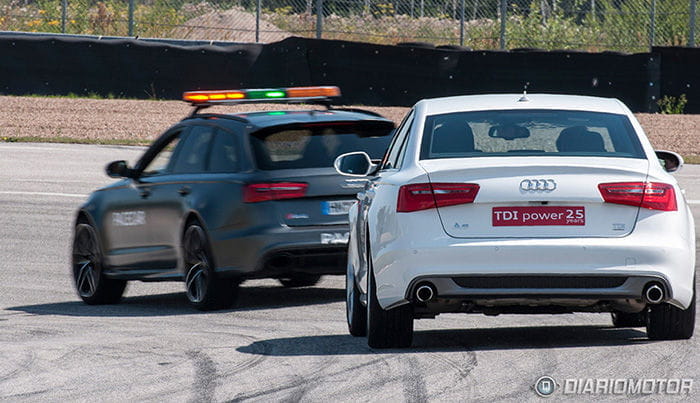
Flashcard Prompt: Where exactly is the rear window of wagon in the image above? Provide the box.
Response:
[420,110,645,160]
[250,126,392,170]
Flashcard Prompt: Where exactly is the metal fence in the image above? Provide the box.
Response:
[1,0,698,51]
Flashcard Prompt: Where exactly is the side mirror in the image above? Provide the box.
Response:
[105,160,135,178]
[333,152,378,177]
[655,150,683,173]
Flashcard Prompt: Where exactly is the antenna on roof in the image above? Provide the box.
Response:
[518,83,530,102]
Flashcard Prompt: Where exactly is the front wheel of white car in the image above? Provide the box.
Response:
[647,282,696,340]
[346,260,367,337]
[366,259,413,348]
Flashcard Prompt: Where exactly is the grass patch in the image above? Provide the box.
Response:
[682,155,700,165]
[2,93,148,101]
[2,135,698,165]
[0,136,150,146]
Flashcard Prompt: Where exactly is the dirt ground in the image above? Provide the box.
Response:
[169,7,291,43]
[1,96,699,156]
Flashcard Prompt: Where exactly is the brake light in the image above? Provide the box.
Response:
[598,182,677,211]
[243,182,308,203]
[397,183,479,212]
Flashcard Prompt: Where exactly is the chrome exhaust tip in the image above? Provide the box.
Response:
[644,283,665,304]
[415,283,436,303]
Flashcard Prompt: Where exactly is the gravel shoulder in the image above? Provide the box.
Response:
[1,96,699,156]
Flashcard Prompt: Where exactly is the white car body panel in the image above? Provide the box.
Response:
[347,93,696,315]
[421,157,648,238]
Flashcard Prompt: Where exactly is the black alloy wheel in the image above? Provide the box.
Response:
[72,223,126,304]
[183,223,238,311]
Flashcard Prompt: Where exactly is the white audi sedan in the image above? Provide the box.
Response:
[334,94,696,348]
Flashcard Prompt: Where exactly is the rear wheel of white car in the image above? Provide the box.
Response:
[366,258,413,348]
[646,282,696,340]
[346,259,367,337]
[183,223,238,311]
[72,223,127,305]
[611,310,647,327]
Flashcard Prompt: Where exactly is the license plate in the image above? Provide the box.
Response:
[321,232,350,244]
[322,200,355,216]
[492,206,585,226]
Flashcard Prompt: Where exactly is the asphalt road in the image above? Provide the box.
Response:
[1,142,698,402]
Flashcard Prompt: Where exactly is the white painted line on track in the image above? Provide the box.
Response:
[0,191,86,198]
[689,200,700,205]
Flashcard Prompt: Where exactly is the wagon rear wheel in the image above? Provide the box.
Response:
[183,223,238,311]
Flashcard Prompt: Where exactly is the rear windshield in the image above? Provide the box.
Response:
[251,127,392,170]
[420,110,645,159]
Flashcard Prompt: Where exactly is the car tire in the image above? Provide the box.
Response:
[346,258,367,337]
[611,310,647,327]
[183,223,238,311]
[278,274,322,288]
[72,223,127,305]
[366,254,413,348]
[647,282,696,340]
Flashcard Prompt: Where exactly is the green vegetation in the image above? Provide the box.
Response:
[684,155,700,165]
[11,92,121,100]
[1,135,149,146]
[266,0,695,51]
[0,0,695,51]
[0,0,191,37]
[2,135,698,164]
[657,94,688,115]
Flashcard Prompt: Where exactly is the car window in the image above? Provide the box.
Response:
[250,127,392,170]
[382,110,414,170]
[208,131,240,172]
[140,130,185,176]
[420,110,645,159]
[169,126,214,174]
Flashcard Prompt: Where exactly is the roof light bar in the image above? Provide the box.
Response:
[182,86,341,105]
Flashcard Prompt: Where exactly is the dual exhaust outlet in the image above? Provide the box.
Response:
[643,283,665,304]
[413,281,666,305]
[414,282,437,303]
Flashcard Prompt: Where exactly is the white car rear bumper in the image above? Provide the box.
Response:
[373,233,695,311]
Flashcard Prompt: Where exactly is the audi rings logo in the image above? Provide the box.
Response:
[520,179,557,192]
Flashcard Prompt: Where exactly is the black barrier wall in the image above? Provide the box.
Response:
[0,35,261,99]
[300,39,660,112]
[653,47,700,114]
[2,34,696,113]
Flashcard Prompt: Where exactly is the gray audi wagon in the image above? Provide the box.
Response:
[72,86,394,310]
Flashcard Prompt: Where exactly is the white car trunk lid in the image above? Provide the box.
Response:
[419,157,649,238]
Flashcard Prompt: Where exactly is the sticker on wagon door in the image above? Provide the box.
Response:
[492,206,585,226]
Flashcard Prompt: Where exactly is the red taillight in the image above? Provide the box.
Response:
[598,182,677,211]
[397,183,480,212]
[243,182,308,203]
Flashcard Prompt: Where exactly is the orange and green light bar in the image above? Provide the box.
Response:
[182,86,341,105]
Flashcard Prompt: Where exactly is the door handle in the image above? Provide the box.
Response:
[178,186,191,196]
[139,188,151,199]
